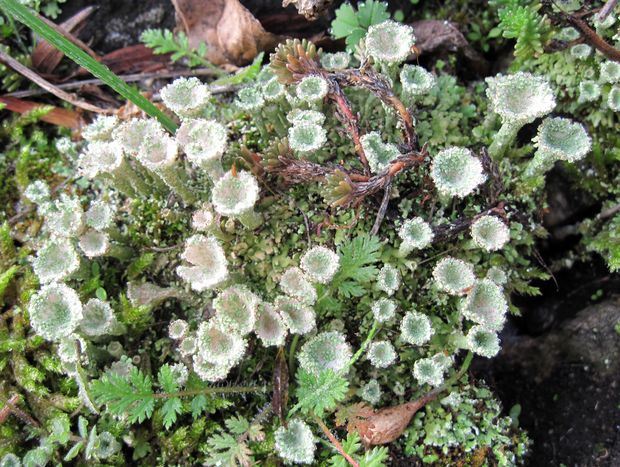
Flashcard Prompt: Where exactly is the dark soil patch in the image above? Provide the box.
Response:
[60,0,176,52]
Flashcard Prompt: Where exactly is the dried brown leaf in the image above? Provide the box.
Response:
[0,96,81,128]
[172,0,281,66]
[31,7,97,74]
[347,391,438,446]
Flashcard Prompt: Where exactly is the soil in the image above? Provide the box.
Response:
[474,292,620,467]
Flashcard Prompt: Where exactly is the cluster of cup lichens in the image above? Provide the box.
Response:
[20,15,599,465]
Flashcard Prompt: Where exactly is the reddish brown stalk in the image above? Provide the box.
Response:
[267,151,426,208]
[314,415,360,467]
[332,68,417,150]
[565,14,620,62]
[0,394,41,428]
[327,82,370,175]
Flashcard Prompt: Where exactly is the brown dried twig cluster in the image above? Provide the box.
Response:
[265,40,426,232]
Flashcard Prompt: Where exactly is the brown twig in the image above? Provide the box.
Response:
[5,67,226,99]
[371,181,392,235]
[598,202,620,221]
[0,394,41,428]
[314,415,360,467]
[596,0,618,22]
[563,13,620,62]
[37,10,99,61]
[332,68,417,150]
[326,78,370,175]
[0,48,113,113]
[268,151,426,209]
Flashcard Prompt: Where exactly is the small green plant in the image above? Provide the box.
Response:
[331,0,391,51]
[140,28,216,70]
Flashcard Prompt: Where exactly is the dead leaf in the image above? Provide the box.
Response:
[282,0,334,20]
[100,45,169,75]
[0,96,81,128]
[32,7,97,75]
[347,391,439,446]
[411,20,489,75]
[172,0,281,66]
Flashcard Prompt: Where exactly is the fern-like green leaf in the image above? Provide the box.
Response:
[225,415,250,435]
[329,432,389,467]
[294,369,349,417]
[332,235,382,297]
[91,367,155,424]
[205,432,253,467]
[160,397,183,430]
[157,364,179,394]
[140,28,214,69]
